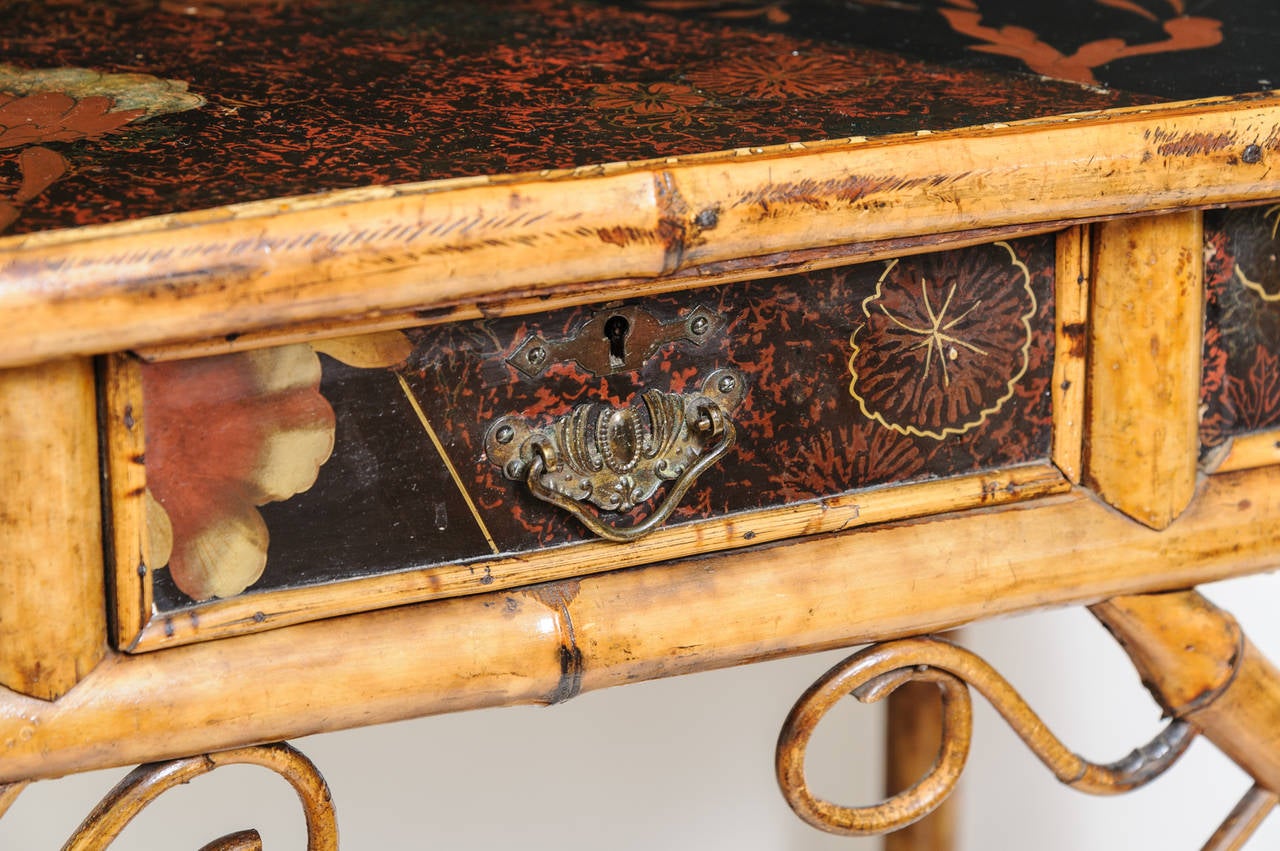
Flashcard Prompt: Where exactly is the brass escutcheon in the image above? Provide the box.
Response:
[507,304,725,378]
[486,368,745,541]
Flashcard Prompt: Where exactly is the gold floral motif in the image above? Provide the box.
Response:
[848,242,1036,439]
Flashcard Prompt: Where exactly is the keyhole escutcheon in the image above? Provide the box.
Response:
[605,315,630,369]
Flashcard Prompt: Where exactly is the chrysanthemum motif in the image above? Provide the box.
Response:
[590,81,706,115]
[687,53,855,99]
[848,242,1036,439]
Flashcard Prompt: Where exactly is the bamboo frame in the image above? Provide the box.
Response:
[0,358,106,700]
[3,95,1280,368]
[1212,428,1280,475]
[101,356,153,652]
[1085,211,1204,529]
[5,465,1280,784]
[116,451,1065,649]
[136,221,1064,363]
[1053,226,1089,484]
[1092,591,1280,847]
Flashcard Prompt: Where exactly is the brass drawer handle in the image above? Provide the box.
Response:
[486,368,744,542]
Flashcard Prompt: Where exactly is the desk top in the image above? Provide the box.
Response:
[5,0,1280,371]
[7,0,1238,236]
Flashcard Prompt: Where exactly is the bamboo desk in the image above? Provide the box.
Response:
[4,1,1280,847]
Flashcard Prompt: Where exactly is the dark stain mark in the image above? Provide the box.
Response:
[224,331,241,343]
[1242,144,1263,164]
[132,452,146,465]
[595,226,656,248]
[1061,321,1087,357]
[530,580,585,704]
[163,617,175,638]
[554,643,586,704]
[1239,499,1253,511]
[1151,129,1237,158]
[529,579,581,612]
[733,173,965,216]
[655,170,691,274]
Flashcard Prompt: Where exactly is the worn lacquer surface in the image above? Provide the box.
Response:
[0,0,1153,236]
[133,235,1055,621]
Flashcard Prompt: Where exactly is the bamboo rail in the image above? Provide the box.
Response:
[3,466,1280,784]
[3,95,1280,367]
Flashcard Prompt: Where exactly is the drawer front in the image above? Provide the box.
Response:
[1202,205,1280,468]
[108,233,1063,649]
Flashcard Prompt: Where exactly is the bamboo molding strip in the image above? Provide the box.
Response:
[3,466,1280,783]
[128,464,1068,651]
[1213,429,1280,475]
[1085,212,1204,530]
[137,220,1066,363]
[2,94,1280,366]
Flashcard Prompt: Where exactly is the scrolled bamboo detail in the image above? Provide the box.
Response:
[775,636,1195,837]
[58,742,336,851]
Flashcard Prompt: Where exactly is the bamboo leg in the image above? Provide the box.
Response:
[1093,590,1280,848]
[0,781,28,820]
[1092,590,1280,790]
[1202,785,1278,851]
[885,678,958,851]
[0,358,106,700]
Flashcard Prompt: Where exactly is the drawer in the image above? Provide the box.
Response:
[1202,204,1280,472]
[105,232,1074,650]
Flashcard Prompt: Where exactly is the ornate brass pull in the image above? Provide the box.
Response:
[486,369,745,541]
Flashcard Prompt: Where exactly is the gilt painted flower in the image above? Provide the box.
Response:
[0,63,203,233]
[143,332,412,601]
[849,241,1036,439]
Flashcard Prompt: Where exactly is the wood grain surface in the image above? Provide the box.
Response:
[5,465,1280,783]
[1085,211,1203,529]
[0,358,106,700]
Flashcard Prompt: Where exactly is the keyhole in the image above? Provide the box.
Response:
[604,315,630,369]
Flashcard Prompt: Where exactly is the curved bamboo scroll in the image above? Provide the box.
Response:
[60,742,336,851]
[776,636,1195,836]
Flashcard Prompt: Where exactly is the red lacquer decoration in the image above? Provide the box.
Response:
[143,333,412,601]
[938,0,1222,86]
[0,64,202,233]
[686,53,857,99]
[1201,210,1280,452]
[849,241,1036,439]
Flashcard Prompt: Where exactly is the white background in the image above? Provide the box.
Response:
[3,573,1278,850]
